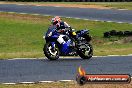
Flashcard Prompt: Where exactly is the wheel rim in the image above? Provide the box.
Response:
[80,44,91,56]
[48,46,58,56]
[84,45,91,56]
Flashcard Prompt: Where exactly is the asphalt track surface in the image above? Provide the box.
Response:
[0,4,132,23]
[0,4,132,83]
[0,56,132,83]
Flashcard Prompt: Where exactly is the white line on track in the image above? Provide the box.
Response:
[1,77,132,84]
[128,54,132,56]
[7,58,37,60]
[0,11,132,24]
[83,19,89,20]
[5,54,132,60]
[108,54,131,56]
[118,9,129,11]
[36,5,42,7]
[2,83,16,85]
[20,13,29,15]
[74,17,81,20]
[39,81,54,83]
[93,56,108,57]
[59,80,73,82]
[1,75,132,84]
[117,22,124,24]
[65,17,71,18]
[19,82,35,84]
[7,12,16,14]
[32,14,40,16]
[107,55,122,56]
[16,4,25,6]
[54,6,62,7]
[107,21,114,23]
[94,20,100,22]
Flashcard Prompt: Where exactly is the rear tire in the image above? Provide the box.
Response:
[43,42,60,60]
[77,43,93,59]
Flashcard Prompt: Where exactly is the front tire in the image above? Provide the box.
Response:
[43,42,60,60]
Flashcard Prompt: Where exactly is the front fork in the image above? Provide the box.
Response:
[51,42,56,51]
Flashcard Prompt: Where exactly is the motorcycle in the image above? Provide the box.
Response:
[43,25,93,60]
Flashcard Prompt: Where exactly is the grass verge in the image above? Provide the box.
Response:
[28,2,132,10]
[0,12,132,59]
[0,81,132,88]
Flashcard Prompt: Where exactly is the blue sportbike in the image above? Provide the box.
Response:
[43,25,93,60]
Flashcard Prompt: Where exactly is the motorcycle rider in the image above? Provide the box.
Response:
[51,16,76,45]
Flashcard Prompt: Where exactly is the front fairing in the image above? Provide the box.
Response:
[45,25,56,37]
[45,25,59,42]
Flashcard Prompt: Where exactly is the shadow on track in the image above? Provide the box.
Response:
[38,57,94,66]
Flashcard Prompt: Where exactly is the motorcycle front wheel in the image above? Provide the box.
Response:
[43,42,60,60]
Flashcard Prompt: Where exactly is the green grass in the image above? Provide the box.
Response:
[48,2,132,10]
[0,12,132,59]
[67,2,132,10]
[0,13,48,58]
[86,2,132,10]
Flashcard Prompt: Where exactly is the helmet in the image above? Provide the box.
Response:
[51,16,61,25]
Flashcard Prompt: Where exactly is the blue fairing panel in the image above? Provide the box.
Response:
[60,40,72,54]
[50,35,59,40]
[77,30,88,37]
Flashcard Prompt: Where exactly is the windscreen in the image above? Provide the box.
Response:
[45,25,57,37]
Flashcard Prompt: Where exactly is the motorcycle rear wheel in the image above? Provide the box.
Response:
[43,42,60,60]
[77,43,93,59]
